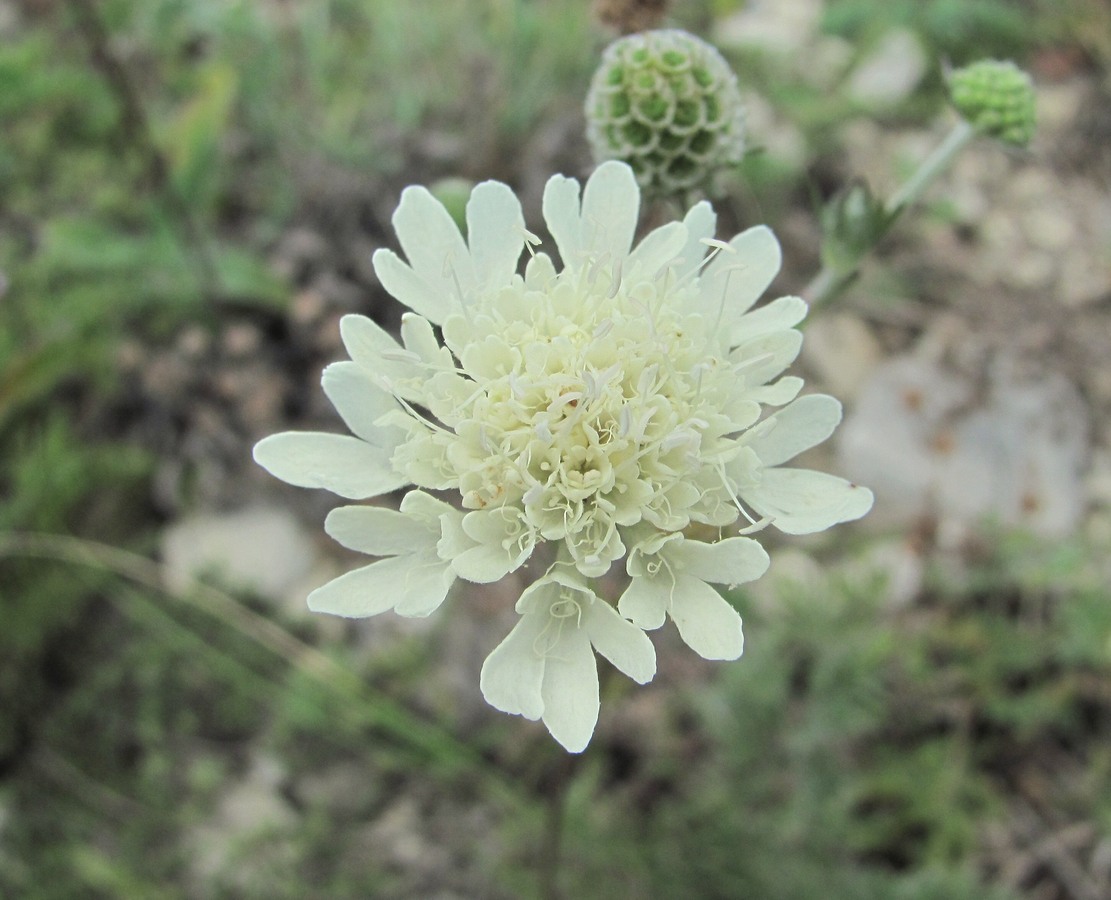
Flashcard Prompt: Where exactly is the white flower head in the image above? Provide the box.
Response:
[253,161,873,752]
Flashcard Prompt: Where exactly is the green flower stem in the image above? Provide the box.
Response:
[804,119,976,309]
[884,119,976,218]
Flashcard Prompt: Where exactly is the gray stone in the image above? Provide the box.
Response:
[161,505,318,602]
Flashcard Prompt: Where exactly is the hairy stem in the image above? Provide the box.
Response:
[804,119,977,309]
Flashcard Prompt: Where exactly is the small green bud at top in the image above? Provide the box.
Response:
[585,30,745,200]
[948,59,1036,147]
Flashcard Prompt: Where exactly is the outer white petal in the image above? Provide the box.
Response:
[392,184,474,301]
[747,394,843,467]
[321,362,403,448]
[399,488,457,524]
[730,330,804,385]
[524,251,557,289]
[729,295,808,345]
[746,375,804,407]
[669,536,770,586]
[580,161,639,266]
[449,542,518,583]
[392,553,457,617]
[437,509,474,562]
[676,200,717,279]
[399,312,447,367]
[252,432,406,499]
[540,627,600,753]
[584,601,656,684]
[626,221,687,274]
[306,555,409,617]
[616,574,671,630]
[338,315,414,386]
[541,174,583,270]
[466,180,525,290]
[324,505,435,556]
[463,505,532,553]
[480,612,546,720]
[743,468,874,534]
[372,248,450,323]
[669,574,745,661]
[699,225,781,323]
[515,570,566,613]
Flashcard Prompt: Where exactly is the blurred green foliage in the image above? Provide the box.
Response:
[821,0,1040,64]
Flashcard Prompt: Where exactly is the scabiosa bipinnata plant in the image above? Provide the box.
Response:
[254,161,872,752]
[585,30,745,201]
[948,59,1036,148]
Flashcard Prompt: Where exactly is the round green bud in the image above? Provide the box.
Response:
[948,59,1036,147]
[585,29,745,199]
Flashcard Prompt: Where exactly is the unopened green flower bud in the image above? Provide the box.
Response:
[948,59,1036,147]
[820,180,892,274]
[585,29,745,199]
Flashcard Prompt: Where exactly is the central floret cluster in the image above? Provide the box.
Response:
[400,230,771,579]
[254,161,872,751]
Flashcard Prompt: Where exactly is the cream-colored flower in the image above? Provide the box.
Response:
[253,160,872,751]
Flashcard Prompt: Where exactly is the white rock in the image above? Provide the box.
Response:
[837,356,973,529]
[742,93,809,172]
[1059,245,1110,308]
[801,313,883,400]
[187,753,297,887]
[845,29,927,108]
[714,0,823,56]
[161,506,317,602]
[838,354,1090,539]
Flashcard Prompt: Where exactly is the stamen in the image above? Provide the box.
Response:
[713,461,771,533]
[713,263,735,335]
[442,253,473,323]
[732,351,775,376]
[383,385,452,435]
[607,258,623,299]
[736,514,773,535]
[379,349,423,363]
[691,362,710,400]
[654,256,682,282]
[584,371,598,403]
[586,251,610,287]
[744,416,777,443]
[700,237,735,254]
[618,404,632,439]
[661,430,691,453]
[522,227,542,258]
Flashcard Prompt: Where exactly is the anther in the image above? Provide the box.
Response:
[607,258,623,299]
[593,318,614,340]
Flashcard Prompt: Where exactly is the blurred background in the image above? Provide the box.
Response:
[2,0,1110,897]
